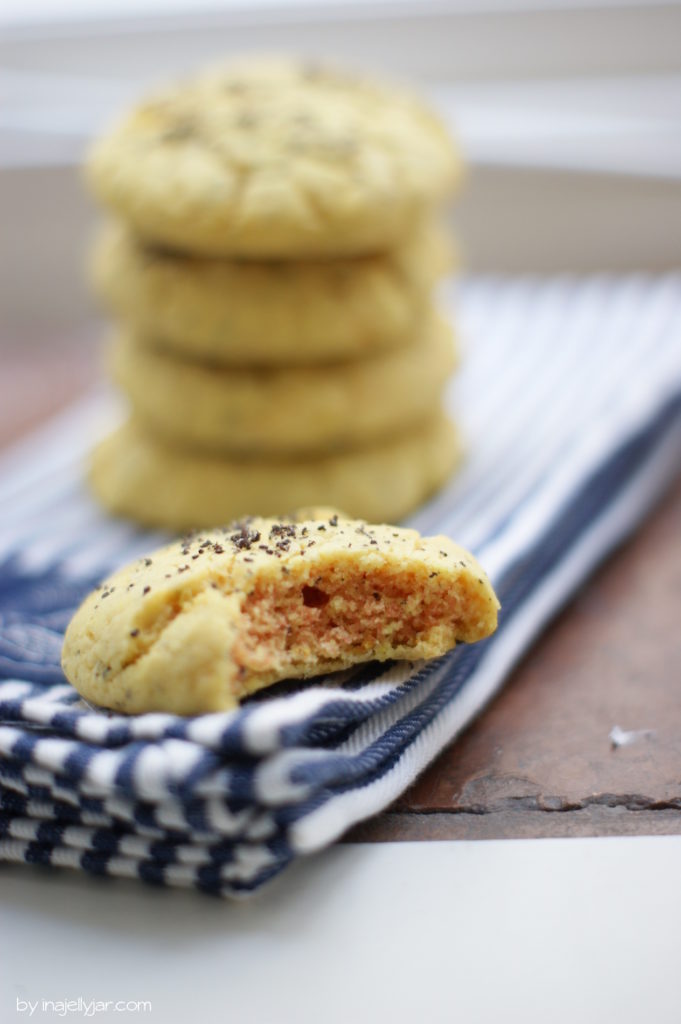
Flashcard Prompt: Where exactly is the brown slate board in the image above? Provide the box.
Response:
[0,338,100,450]
[348,470,681,842]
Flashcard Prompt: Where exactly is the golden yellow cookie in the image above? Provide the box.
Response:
[92,220,454,366]
[85,58,462,258]
[110,315,457,456]
[90,413,461,530]
[62,509,499,715]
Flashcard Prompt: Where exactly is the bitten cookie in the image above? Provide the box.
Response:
[89,413,461,530]
[92,220,453,365]
[110,315,457,456]
[62,510,499,715]
[85,58,462,258]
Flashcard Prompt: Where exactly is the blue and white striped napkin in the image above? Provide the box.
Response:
[1,275,680,896]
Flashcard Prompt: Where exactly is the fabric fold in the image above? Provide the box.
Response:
[1,275,680,896]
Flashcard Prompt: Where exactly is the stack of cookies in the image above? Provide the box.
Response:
[86,58,464,531]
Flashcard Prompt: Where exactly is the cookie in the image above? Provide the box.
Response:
[62,509,499,715]
[92,219,454,366]
[85,58,462,258]
[110,314,457,456]
[89,413,461,530]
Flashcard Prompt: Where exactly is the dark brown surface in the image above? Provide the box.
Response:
[350,470,681,842]
[0,336,101,450]
[2,346,680,843]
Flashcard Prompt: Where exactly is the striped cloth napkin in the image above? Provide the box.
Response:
[1,275,680,897]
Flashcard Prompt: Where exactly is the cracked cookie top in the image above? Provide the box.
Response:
[61,509,498,715]
[85,58,462,258]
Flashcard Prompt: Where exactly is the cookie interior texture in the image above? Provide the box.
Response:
[85,58,462,257]
[62,511,499,715]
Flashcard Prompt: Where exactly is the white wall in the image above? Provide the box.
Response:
[2,1,681,333]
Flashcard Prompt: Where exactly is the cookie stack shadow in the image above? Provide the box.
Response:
[86,59,464,530]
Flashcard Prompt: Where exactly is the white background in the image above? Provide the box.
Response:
[2,836,681,1023]
[3,0,681,332]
